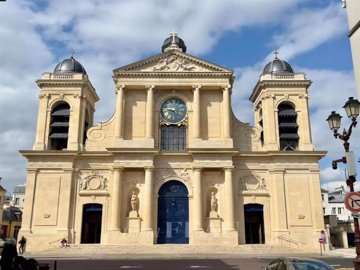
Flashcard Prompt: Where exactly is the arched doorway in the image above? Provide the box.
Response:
[81,203,102,244]
[244,203,265,244]
[157,180,189,244]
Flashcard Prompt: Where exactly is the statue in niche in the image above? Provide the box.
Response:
[130,191,138,212]
[210,192,218,212]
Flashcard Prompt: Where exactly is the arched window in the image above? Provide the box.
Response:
[83,109,90,145]
[49,103,70,150]
[278,103,298,151]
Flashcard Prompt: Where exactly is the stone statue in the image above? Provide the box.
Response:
[210,192,217,212]
[130,191,138,212]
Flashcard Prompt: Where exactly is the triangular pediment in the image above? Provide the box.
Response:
[114,50,233,74]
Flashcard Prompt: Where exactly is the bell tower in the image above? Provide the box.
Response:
[249,53,314,151]
[33,56,99,151]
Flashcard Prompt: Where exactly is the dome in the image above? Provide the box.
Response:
[263,56,294,74]
[162,33,187,53]
[54,56,87,74]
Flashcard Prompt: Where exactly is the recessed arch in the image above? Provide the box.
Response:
[157,180,189,244]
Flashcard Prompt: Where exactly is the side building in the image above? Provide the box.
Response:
[20,34,326,251]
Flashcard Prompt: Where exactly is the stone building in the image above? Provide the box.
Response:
[20,34,326,251]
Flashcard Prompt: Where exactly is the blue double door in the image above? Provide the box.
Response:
[157,180,189,244]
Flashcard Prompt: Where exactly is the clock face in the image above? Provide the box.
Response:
[160,97,187,124]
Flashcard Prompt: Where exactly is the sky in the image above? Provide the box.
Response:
[0,0,359,194]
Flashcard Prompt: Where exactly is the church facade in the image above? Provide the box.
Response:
[20,34,326,251]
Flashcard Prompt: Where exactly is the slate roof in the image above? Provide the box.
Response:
[2,206,22,222]
[13,185,25,194]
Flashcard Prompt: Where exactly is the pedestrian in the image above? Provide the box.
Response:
[60,238,68,248]
[320,229,327,251]
[0,241,18,270]
[18,236,26,254]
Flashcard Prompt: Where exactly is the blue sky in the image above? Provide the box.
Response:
[0,0,359,194]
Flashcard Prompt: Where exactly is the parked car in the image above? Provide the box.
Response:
[263,257,334,270]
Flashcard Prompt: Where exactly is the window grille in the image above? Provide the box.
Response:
[161,125,186,151]
[278,103,299,151]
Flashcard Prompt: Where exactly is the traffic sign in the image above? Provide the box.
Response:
[344,192,360,212]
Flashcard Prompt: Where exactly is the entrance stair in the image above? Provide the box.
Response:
[25,244,310,259]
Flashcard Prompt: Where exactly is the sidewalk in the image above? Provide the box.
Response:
[322,247,357,258]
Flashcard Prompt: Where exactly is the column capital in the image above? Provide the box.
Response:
[222,84,232,94]
[112,165,124,172]
[192,85,201,91]
[144,166,154,172]
[223,166,234,172]
[115,84,125,94]
[192,166,203,172]
[146,85,155,91]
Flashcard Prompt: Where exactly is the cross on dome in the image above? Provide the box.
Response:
[170,30,178,44]
[70,48,76,58]
[274,49,279,59]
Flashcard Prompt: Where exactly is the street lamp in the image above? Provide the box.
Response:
[327,96,360,269]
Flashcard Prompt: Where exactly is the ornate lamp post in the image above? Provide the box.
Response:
[327,97,360,269]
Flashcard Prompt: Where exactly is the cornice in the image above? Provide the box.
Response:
[237,151,327,159]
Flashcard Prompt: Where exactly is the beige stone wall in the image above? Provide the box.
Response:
[20,49,325,252]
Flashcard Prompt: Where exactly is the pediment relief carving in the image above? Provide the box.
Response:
[141,55,209,72]
[115,52,232,74]
[239,173,267,191]
[79,170,108,192]
[155,168,192,183]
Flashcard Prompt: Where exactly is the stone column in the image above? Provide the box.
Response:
[110,167,123,231]
[192,85,201,139]
[193,167,203,231]
[145,85,154,139]
[143,167,154,231]
[224,167,235,231]
[222,85,231,139]
[114,85,125,138]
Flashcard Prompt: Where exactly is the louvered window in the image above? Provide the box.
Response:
[49,103,70,150]
[278,103,298,151]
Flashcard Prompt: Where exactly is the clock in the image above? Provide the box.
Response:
[160,97,187,124]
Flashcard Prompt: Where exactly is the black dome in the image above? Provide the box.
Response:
[54,57,87,74]
[263,57,294,74]
[162,35,187,53]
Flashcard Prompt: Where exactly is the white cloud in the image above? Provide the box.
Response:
[0,0,356,194]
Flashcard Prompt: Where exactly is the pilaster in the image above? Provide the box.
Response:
[145,85,154,139]
[222,85,231,139]
[143,167,154,231]
[109,167,123,231]
[192,85,201,139]
[57,169,74,232]
[114,85,125,138]
[224,167,235,231]
[193,167,203,231]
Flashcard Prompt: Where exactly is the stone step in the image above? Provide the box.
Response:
[39,244,304,256]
